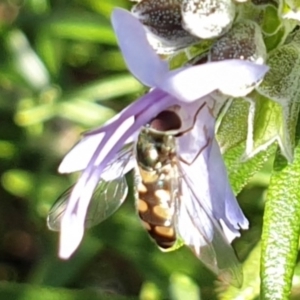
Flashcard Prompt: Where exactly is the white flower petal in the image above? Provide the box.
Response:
[178,109,248,243]
[178,180,213,246]
[59,132,104,173]
[59,174,97,259]
[59,211,84,259]
[208,139,249,233]
[111,8,169,87]
[177,102,215,164]
[59,117,136,174]
[93,117,135,166]
[160,60,268,102]
[219,219,240,244]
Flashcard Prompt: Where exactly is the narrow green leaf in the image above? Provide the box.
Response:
[237,2,281,40]
[217,98,249,153]
[261,144,300,299]
[15,103,56,126]
[249,94,287,160]
[217,96,278,194]
[224,142,276,195]
[79,0,129,17]
[35,32,63,77]
[256,38,300,161]
[58,100,115,127]
[47,13,116,44]
[60,75,143,103]
[5,29,50,91]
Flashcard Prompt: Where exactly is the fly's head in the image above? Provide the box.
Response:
[137,109,181,171]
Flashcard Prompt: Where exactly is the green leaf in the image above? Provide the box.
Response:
[57,100,116,127]
[224,141,276,195]
[45,12,116,44]
[257,42,300,102]
[217,98,249,153]
[264,26,286,52]
[237,2,282,46]
[256,38,300,161]
[260,140,300,299]
[247,93,287,160]
[79,0,129,18]
[217,97,276,194]
[35,31,64,77]
[15,102,56,127]
[261,5,282,37]
[60,75,143,103]
[5,29,50,91]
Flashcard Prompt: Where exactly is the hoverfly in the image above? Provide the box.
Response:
[47,107,243,287]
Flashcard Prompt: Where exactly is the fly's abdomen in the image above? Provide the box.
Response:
[135,128,178,250]
[137,177,177,249]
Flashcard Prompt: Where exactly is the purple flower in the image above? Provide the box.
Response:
[52,8,268,281]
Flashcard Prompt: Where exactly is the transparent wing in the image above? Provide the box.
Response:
[177,168,243,287]
[47,145,134,231]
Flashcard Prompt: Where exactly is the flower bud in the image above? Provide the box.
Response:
[181,0,236,39]
[132,0,199,53]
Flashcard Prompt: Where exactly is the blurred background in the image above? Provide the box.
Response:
[0,0,293,299]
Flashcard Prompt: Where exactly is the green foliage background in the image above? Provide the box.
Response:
[0,0,300,299]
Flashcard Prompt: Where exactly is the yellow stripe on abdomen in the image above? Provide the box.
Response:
[137,178,176,249]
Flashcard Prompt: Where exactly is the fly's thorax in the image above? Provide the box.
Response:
[136,109,181,173]
[136,127,177,172]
